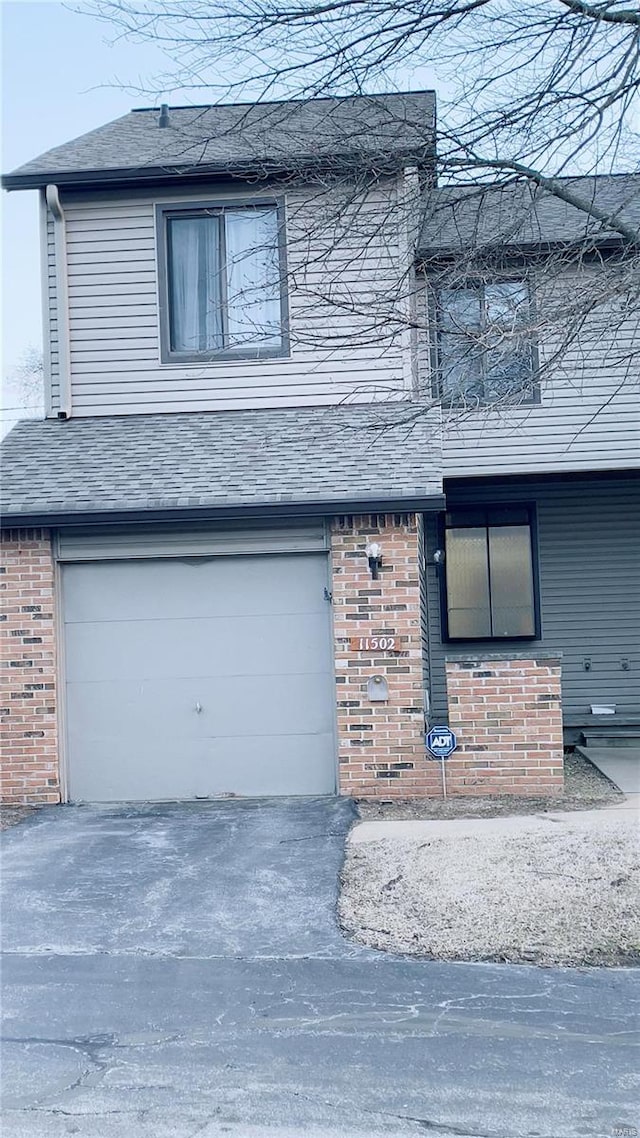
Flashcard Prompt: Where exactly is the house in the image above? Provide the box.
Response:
[1,92,638,805]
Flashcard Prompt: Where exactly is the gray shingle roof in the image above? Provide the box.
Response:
[419,174,640,254]
[0,406,442,523]
[3,92,436,189]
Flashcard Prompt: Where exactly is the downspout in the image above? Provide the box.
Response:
[45,184,72,419]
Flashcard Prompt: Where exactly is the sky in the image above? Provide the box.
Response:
[1,0,183,426]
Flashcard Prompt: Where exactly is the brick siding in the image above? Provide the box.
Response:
[331,513,441,797]
[1,529,60,804]
[444,656,564,796]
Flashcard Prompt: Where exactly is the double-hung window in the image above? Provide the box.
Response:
[159,202,286,361]
[438,279,535,403]
[442,506,539,640]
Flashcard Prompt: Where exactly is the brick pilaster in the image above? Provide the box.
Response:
[1,529,60,804]
[444,656,564,796]
[331,513,441,797]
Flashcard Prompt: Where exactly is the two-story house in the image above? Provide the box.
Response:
[2,92,638,805]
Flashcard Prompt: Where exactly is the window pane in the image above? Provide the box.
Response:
[484,281,532,399]
[445,527,492,638]
[485,281,529,325]
[439,288,483,400]
[488,525,535,637]
[168,216,222,352]
[440,288,482,332]
[225,208,281,348]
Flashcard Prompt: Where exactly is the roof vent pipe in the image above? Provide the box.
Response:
[159,104,170,128]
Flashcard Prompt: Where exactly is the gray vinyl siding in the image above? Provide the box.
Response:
[52,178,413,418]
[419,269,640,475]
[425,475,640,726]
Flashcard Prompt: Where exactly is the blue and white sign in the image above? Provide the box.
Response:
[426,725,457,759]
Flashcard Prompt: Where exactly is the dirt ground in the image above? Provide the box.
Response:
[357,751,623,821]
[340,805,640,967]
[0,806,36,831]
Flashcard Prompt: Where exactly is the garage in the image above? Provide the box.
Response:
[60,525,337,802]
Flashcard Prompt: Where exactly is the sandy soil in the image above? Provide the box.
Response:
[340,807,640,967]
[357,751,623,822]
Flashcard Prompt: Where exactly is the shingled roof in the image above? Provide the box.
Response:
[0,405,443,524]
[418,174,640,255]
[3,91,436,190]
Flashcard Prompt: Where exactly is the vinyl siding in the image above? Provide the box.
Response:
[420,267,640,475]
[47,177,414,417]
[425,474,640,726]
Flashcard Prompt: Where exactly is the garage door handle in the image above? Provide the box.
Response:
[195,701,202,714]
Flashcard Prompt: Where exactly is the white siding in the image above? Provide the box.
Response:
[420,267,640,475]
[52,179,413,417]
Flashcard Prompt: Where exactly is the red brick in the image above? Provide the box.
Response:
[444,658,564,797]
[1,530,60,805]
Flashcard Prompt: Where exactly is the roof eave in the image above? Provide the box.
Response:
[3,147,436,192]
[415,234,631,261]
[0,493,446,528]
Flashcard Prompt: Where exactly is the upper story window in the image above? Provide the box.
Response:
[158,202,287,363]
[437,279,535,404]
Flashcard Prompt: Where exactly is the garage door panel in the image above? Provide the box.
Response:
[64,613,330,682]
[68,729,336,802]
[62,551,336,800]
[63,556,327,623]
[66,671,334,740]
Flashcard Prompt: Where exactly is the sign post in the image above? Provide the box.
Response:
[425,725,458,799]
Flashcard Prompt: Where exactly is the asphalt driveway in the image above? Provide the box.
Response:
[2,798,639,1137]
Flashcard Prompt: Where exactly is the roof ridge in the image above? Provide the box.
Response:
[130,89,437,113]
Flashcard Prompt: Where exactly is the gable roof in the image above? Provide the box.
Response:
[3,92,436,191]
[0,405,443,525]
[418,174,640,256]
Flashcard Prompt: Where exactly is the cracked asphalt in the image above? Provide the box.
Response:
[1,797,638,1137]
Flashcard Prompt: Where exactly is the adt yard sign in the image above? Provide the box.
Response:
[426,725,457,759]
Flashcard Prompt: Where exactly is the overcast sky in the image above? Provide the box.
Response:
[1,0,184,424]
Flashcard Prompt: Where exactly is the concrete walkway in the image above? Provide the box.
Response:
[350,792,640,843]
[577,746,640,793]
[2,799,639,1137]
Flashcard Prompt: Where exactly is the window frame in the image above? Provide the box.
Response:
[433,274,540,407]
[438,503,542,643]
[156,198,290,365]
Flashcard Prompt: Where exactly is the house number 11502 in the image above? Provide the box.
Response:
[350,636,398,651]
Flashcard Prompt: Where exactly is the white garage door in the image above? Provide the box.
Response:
[62,552,336,801]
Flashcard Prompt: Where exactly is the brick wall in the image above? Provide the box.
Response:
[1,529,60,804]
[331,513,441,797]
[444,656,564,796]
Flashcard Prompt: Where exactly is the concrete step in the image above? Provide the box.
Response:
[582,728,640,748]
[575,745,640,794]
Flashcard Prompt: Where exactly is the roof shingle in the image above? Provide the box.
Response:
[0,405,442,523]
[3,92,436,189]
[419,174,640,254]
